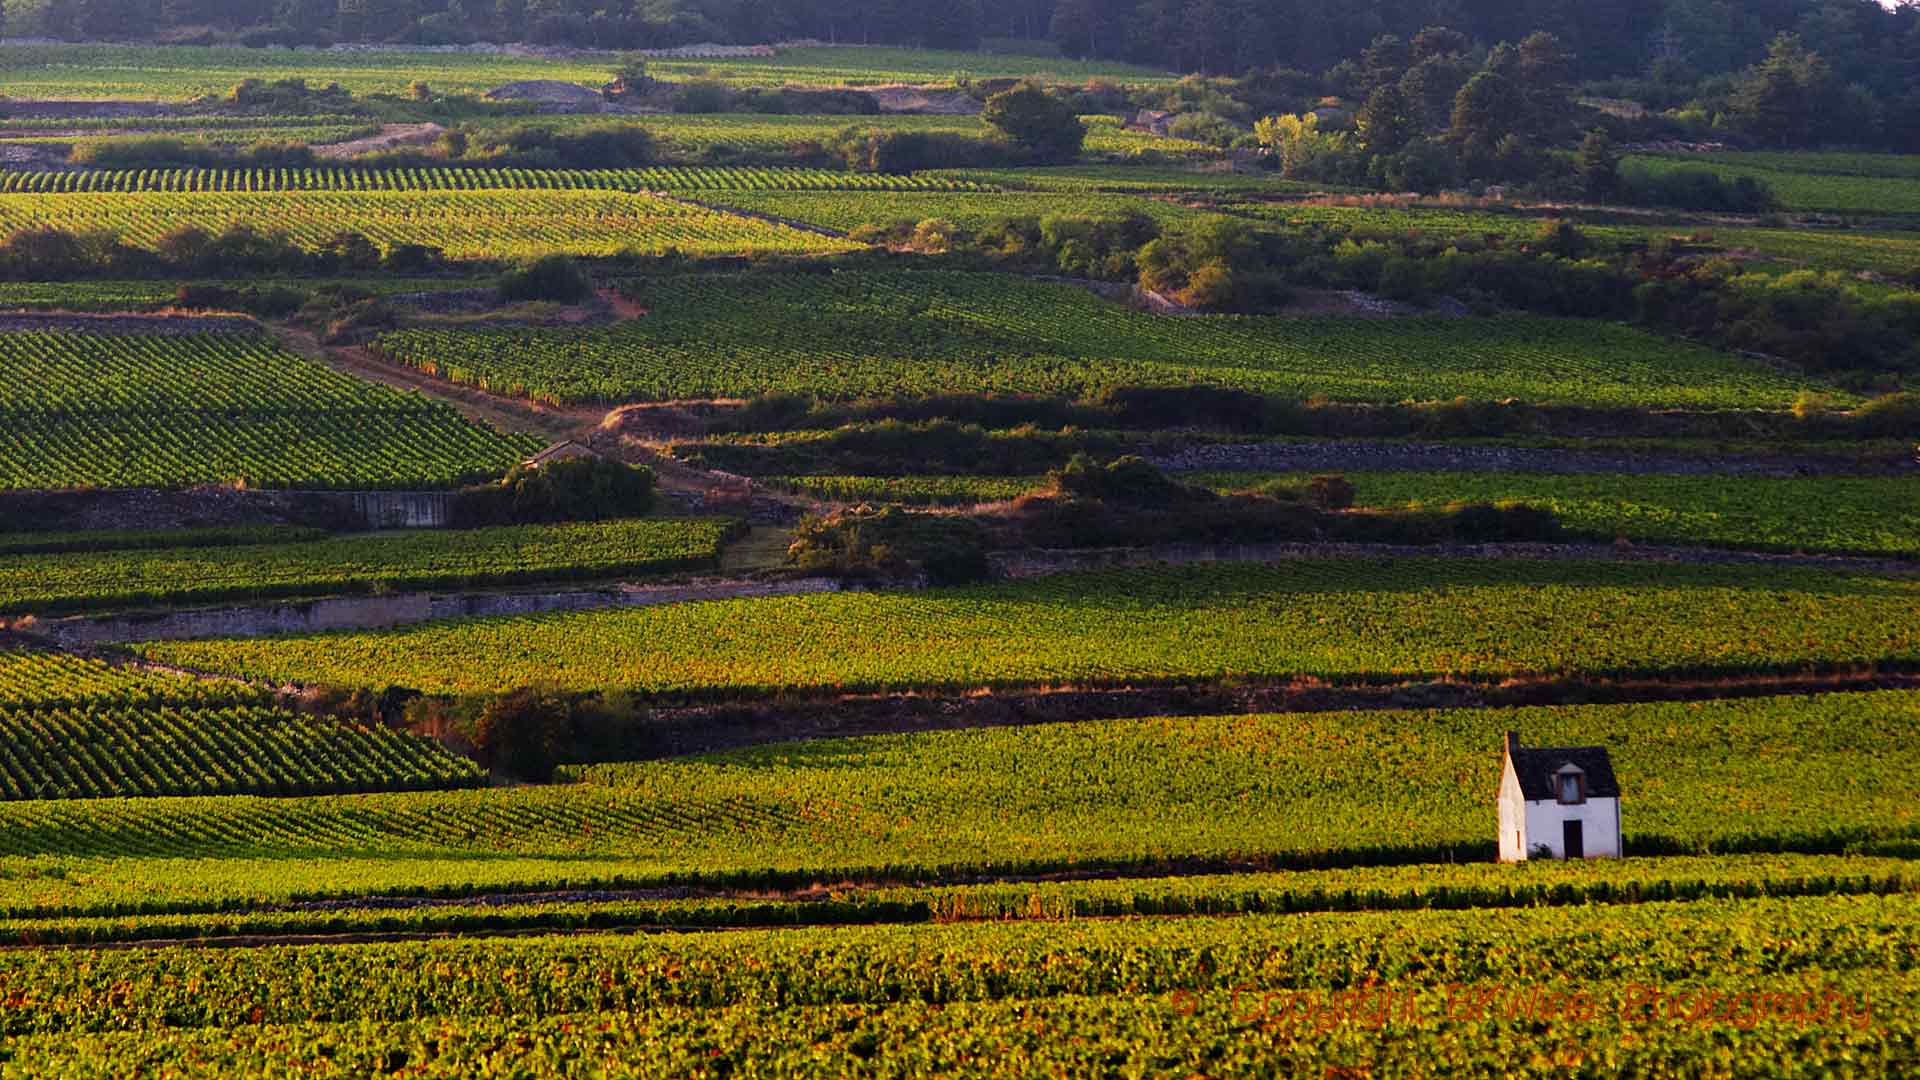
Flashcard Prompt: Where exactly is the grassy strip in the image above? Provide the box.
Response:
[0,517,741,615]
[143,559,1920,696]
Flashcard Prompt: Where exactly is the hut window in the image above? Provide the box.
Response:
[1557,773,1584,804]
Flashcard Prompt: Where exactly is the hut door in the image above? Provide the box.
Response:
[1562,820,1584,859]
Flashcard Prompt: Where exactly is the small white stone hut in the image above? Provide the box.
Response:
[1498,731,1621,861]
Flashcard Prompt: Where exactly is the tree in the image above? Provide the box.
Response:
[1574,128,1620,201]
[1731,34,1835,147]
[1356,83,1420,153]
[1515,32,1575,141]
[981,83,1086,163]
[1253,112,1347,179]
[1449,69,1525,152]
[1411,25,1469,60]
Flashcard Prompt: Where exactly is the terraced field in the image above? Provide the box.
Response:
[0,517,739,615]
[374,270,1828,408]
[144,560,1920,696]
[0,165,992,194]
[0,188,858,259]
[1626,151,1920,216]
[1238,201,1920,274]
[764,471,1920,556]
[0,329,537,490]
[0,690,1910,915]
[0,648,263,710]
[0,892,1908,1075]
[703,188,1216,232]
[0,43,1171,101]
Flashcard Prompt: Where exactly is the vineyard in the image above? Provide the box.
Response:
[0,690,1908,916]
[1627,152,1920,216]
[1200,471,1920,556]
[764,470,1920,556]
[0,517,740,615]
[0,43,1172,101]
[143,560,1920,697]
[374,270,1825,408]
[0,648,263,711]
[0,704,480,800]
[704,187,1216,231]
[1239,201,1920,274]
[0,330,537,490]
[0,166,992,194]
[0,189,859,259]
[0,892,1899,1031]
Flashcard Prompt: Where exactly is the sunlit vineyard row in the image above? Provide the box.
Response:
[144,560,1920,697]
[0,190,861,259]
[0,691,1911,916]
[705,187,1214,231]
[0,892,1902,1067]
[0,852,1906,946]
[0,166,991,194]
[0,331,537,489]
[0,649,263,711]
[375,270,1832,408]
[0,43,1173,102]
[0,517,739,615]
[0,704,480,800]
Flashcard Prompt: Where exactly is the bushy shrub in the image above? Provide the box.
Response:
[499,255,594,303]
[788,506,993,585]
[453,457,657,527]
[469,686,572,781]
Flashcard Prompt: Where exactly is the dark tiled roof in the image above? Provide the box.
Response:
[1504,732,1620,800]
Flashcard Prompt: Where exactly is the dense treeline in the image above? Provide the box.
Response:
[9,0,1911,89]
[10,2,1919,150]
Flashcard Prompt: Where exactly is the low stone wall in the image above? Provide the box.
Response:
[349,491,454,529]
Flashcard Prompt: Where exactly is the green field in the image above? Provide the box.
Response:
[1627,152,1920,216]
[0,517,738,615]
[144,560,1920,696]
[0,276,492,312]
[497,111,1218,159]
[0,187,858,260]
[0,691,1910,916]
[0,330,537,490]
[1212,471,1920,556]
[702,187,1216,231]
[0,165,992,194]
[0,648,264,710]
[0,43,1170,101]
[374,270,1828,408]
[763,471,1920,556]
[0,704,480,800]
[0,893,1905,1075]
[0,851,1902,946]
[1237,200,1920,274]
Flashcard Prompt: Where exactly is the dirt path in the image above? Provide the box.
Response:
[278,326,595,443]
[679,193,855,240]
[313,122,445,160]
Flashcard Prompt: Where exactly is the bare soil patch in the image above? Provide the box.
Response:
[313,122,444,160]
